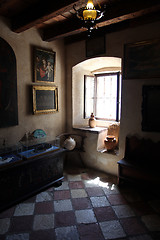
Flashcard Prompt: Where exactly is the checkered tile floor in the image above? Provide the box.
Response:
[0,169,160,240]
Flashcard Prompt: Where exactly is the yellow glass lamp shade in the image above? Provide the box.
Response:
[83,0,97,20]
[83,9,97,20]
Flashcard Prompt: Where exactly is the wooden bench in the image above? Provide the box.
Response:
[117,136,160,192]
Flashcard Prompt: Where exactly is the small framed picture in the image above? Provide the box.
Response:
[34,48,55,83]
[32,85,58,114]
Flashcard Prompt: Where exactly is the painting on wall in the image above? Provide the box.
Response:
[123,39,160,79]
[142,85,160,132]
[32,85,58,114]
[0,37,18,128]
[86,35,105,58]
[34,48,56,83]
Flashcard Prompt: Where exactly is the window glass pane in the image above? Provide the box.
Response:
[96,75,117,120]
[84,76,94,118]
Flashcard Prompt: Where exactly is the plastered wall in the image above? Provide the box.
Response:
[66,21,160,176]
[0,17,66,146]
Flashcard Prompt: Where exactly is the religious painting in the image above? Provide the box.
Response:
[123,39,160,79]
[0,37,18,128]
[32,86,58,114]
[34,48,55,83]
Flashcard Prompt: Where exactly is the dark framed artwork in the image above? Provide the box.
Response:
[32,86,58,114]
[0,37,18,128]
[142,85,160,132]
[34,48,55,83]
[86,35,105,58]
[123,39,160,79]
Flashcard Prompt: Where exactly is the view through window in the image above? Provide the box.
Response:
[84,72,121,121]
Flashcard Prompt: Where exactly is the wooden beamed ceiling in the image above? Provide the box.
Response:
[0,0,160,43]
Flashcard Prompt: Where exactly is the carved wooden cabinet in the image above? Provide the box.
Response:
[0,148,66,212]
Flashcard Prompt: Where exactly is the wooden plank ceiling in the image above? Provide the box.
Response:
[0,0,160,43]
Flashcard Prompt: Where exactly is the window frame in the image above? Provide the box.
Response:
[84,72,121,122]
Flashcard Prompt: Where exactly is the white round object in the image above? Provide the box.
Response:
[64,137,76,150]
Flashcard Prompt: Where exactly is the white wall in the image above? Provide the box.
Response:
[0,17,66,146]
[66,21,160,176]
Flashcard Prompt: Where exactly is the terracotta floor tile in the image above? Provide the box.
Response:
[94,206,117,221]
[130,201,155,216]
[141,214,160,231]
[69,181,84,189]
[86,187,104,197]
[78,223,104,240]
[30,229,56,240]
[55,211,76,227]
[107,194,127,205]
[34,201,54,214]
[120,217,147,235]
[54,190,71,200]
[72,197,92,210]
[9,216,33,232]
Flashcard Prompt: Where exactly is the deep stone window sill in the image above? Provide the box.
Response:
[98,148,119,155]
[73,125,119,156]
[73,126,107,134]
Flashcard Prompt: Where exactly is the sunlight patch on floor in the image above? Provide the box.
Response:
[86,177,116,190]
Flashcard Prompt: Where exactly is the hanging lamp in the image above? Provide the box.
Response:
[73,0,105,35]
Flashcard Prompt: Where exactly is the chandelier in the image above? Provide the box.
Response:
[73,0,105,35]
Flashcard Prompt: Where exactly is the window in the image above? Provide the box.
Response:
[84,72,121,121]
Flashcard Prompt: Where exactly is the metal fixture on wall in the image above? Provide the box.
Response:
[73,0,105,36]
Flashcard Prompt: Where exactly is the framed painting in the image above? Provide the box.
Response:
[142,85,160,132]
[32,86,58,114]
[123,39,160,79]
[34,48,55,83]
[86,35,105,58]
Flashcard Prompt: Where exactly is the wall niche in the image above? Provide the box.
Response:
[0,37,18,128]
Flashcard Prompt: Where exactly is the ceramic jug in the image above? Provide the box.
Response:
[89,113,96,128]
[64,137,76,150]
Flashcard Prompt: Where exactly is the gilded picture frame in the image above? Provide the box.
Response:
[34,48,55,83]
[123,39,160,79]
[32,86,58,114]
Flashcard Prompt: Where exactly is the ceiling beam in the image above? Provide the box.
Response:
[97,4,160,28]
[65,10,160,44]
[11,0,83,33]
[42,17,85,41]
[43,0,160,41]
